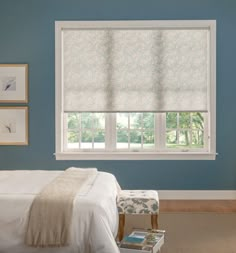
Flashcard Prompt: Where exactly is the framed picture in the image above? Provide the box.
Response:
[0,107,28,145]
[0,64,28,103]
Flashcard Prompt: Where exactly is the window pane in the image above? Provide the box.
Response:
[81,130,92,149]
[166,130,177,148]
[166,112,177,129]
[116,113,155,150]
[81,113,93,129]
[143,113,154,129]
[179,113,191,129]
[192,112,204,130]
[130,130,141,149]
[94,130,105,149]
[166,112,205,149]
[117,130,128,149]
[117,113,128,129]
[192,130,204,148]
[179,130,190,146]
[130,113,142,129]
[67,130,79,149]
[93,113,105,129]
[143,130,155,149]
[67,113,80,129]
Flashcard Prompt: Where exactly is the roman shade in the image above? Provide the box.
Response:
[62,26,209,112]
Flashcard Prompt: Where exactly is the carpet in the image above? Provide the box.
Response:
[124,213,236,253]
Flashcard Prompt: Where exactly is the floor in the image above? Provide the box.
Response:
[123,201,236,253]
[160,200,236,213]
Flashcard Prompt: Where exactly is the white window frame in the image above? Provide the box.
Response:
[55,20,216,160]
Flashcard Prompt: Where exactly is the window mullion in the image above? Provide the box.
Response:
[128,114,130,150]
[105,113,111,151]
[79,114,81,149]
[92,114,94,149]
[111,113,117,151]
[204,112,209,151]
[190,113,193,148]
[141,113,143,149]
[177,113,180,145]
[63,113,68,151]
[156,113,165,151]
[105,113,116,151]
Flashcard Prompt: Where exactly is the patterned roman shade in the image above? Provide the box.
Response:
[62,27,209,112]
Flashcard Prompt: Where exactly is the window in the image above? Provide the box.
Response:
[165,112,207,150]
[55,20,216,160]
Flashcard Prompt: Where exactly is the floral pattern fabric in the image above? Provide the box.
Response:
[117,190,159,214]
[63,28,208,112]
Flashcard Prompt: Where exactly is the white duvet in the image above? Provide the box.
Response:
[0,170,120,253]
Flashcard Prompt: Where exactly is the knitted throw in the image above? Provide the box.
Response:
[25,168,97,247]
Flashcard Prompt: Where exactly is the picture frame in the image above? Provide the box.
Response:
[0,64,28,103]
[0,106,28,145]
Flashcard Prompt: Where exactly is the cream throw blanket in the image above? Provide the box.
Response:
[25,168,98,247]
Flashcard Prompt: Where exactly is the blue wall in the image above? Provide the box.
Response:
[0,0,236,190]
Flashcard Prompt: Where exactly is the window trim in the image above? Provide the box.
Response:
[55,20,216,160]
[55,152,216,160]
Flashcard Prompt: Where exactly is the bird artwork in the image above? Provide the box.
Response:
[4,124,12,133]
[0,121,16,133]
[2,77,16,91]
[4,83,11,91]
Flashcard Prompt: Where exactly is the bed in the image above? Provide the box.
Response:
[0,169,120,253]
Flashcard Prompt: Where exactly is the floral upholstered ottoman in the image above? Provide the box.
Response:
[117,190,159,241]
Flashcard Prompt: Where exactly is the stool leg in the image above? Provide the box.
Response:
[117,213,125,242]
[151,214,158,229]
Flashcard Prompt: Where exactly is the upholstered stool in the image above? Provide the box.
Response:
[117,190,159,241]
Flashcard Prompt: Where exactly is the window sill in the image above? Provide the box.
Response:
[55,151,216,160]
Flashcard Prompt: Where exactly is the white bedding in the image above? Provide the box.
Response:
[0,170,120,253]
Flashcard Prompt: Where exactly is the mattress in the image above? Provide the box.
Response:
[0,170,120,253]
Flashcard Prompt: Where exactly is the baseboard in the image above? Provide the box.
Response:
[158,190,236,200]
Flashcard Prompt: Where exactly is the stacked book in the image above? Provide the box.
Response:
[119,230,165,253]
